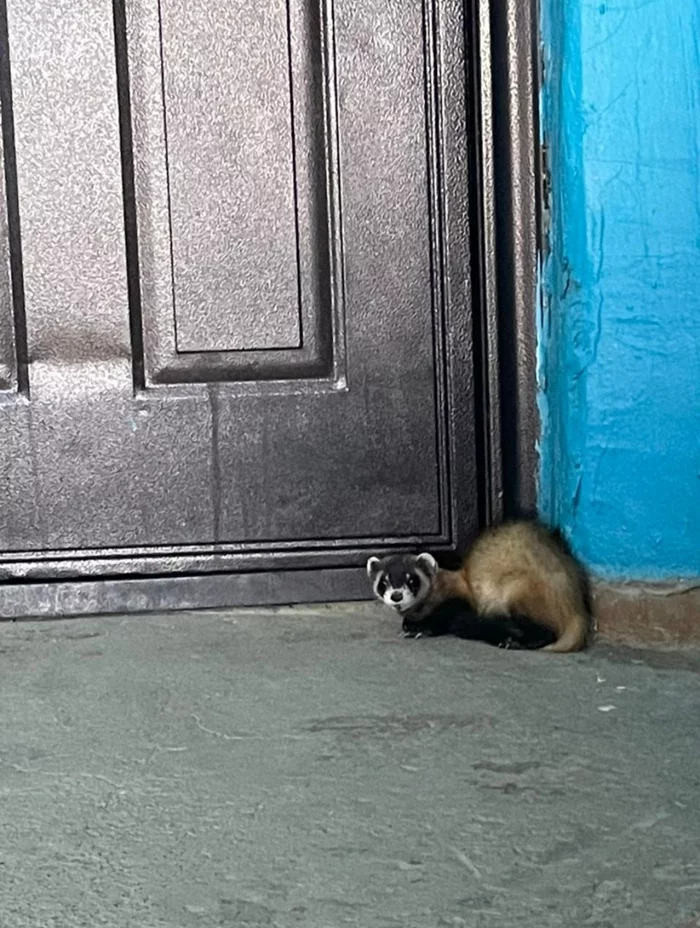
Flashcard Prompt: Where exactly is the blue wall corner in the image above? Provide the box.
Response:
[538,0,700,579]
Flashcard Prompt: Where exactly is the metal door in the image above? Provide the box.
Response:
[0,0,487,616]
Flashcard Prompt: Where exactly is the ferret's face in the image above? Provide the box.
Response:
[366,553,437,613]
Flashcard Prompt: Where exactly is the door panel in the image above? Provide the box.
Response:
[0,0,481,583]
[161,0,302,353]
[128,0,340,384]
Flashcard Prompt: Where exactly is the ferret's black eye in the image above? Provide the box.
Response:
[377,578,387,595]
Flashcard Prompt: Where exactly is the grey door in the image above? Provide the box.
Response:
[0,0,482,612]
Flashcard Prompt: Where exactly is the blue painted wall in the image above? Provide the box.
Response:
[539,0,700,579]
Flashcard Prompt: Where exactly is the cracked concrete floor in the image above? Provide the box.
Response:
[1,603,699,928]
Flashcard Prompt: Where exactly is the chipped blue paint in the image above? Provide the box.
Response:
[539,0,700,579]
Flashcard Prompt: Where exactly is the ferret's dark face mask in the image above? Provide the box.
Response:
[366,553,437,613]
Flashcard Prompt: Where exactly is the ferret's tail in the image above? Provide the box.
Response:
[542,609,589,653]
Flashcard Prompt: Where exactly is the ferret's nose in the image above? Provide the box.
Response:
[390,591,403,603]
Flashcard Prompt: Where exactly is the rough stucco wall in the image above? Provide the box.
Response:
[538,0,700,579]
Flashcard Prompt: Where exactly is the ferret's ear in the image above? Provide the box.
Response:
[366,556,381,579]
[416,552,438,577]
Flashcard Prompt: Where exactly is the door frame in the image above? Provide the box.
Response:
[0,0,540,618]
[479,0,541,525]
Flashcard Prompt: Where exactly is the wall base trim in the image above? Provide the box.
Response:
[592,580,700,646]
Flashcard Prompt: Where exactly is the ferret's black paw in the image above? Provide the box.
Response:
[402,616,427,638]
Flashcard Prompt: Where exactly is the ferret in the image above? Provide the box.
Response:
[367,520,590,652]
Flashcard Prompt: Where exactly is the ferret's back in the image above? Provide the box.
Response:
[466,520,580,588]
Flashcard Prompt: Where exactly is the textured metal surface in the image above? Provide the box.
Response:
[470,0,503,525]
[488,0,540,516]
[124,0,341,384]
[0,0,484,596]
[0,567,369,619]
[0,112,15,389]
[0,0,35,397]
[161,0,301,352]
[0,0,20,392]
[465,0,541,522]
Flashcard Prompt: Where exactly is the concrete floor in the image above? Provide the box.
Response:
[1,604,699,928]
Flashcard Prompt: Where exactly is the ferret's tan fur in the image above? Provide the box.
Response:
[425,521,590,652]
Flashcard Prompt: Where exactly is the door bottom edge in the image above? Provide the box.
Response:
[0,567,372,621]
